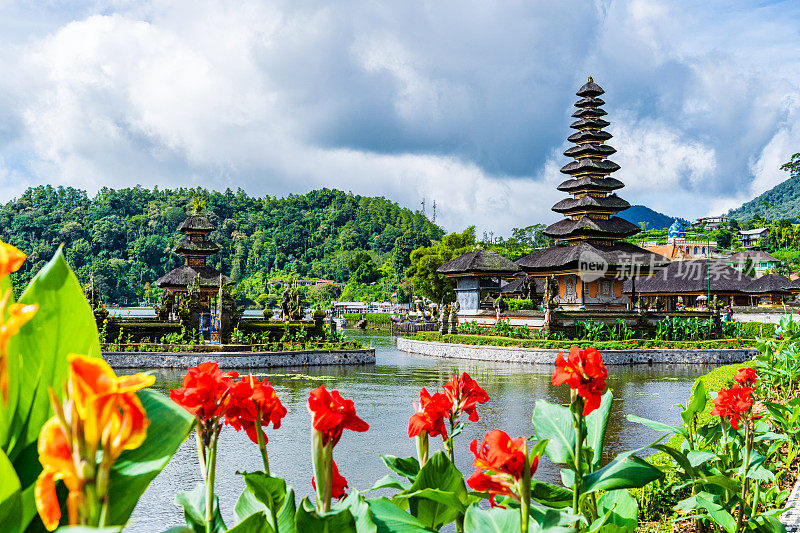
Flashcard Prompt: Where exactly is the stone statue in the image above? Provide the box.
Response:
[84,280,110,328]
[280,286,292,320]
[155,291,175,321]
[448,300,459,334]
[439,303,450,334]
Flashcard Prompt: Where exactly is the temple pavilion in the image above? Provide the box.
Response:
[154,214,232,305]
[516,77,668,310]
[437,250,521,314]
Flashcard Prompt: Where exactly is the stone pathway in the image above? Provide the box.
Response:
[783,478,800,532]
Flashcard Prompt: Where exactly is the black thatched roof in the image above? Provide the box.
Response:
[155,265,232,289]
[557,176,624,193]
[577,78,605,97]
[560,158,620,176]
[517,241,668,273]
[623,260,752,294]
[437,250,520,276]
[178,215,215,232]
[571,107,608,119]
[745,274,793,294]
[575,96,605,108]
[725,251,781,263]
[563,144,616,158]
[500,276,546,295]
[544,216,640,240]
[567,130,612,143]
[570,118,611,130]
[173,240,221,254]
[552,194,630,214]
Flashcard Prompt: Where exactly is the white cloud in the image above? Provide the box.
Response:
[0,0,799,234]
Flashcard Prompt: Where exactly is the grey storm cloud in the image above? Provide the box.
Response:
[0,0,798,234]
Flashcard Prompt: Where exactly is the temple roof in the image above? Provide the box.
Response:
[724,251,781,263]
[437,250,520,276]
[552,194,630,214]
[154,265,233,289]
[543,216,641,240]
[570,118,611,130]
[571,107,608,119]
[557,176,625,193]
[745,274,793,294]
[576,78,605,97]
[517,241,668,273]
[574,96,605,108]
[563,144,616,158]
[560,158,620,175]
[623,260,752,294]
[567,130,612,144]
[173,240,221,255]
[178,215,215,233]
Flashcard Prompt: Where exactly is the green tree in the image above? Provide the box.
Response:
[405,227,477,302]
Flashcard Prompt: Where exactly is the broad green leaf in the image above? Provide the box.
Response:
[0,449,22,533]
[397,451,467,530]
[395,488,466,513]
[530,480,572,508]
[294,496,356,533]
[681,381,707,425]
[107,389,193,526]
[367,474,410,493]
[625,415,685,438]
[581,451,663,494]
[527,505,579,533]
[0,274,20,449]
[380,456,420,482]
[695,494,736,533]
[687,450,716,467]
[226,512,274,533]
[235,474,295,532]
[585,391,612,469]
[532,400,575,465]
[463,504,519,533]
[175,482,226,533]
[596,490,637,532]
[234,489,267,524]
[365,497,431,533]
[334,490,376,533]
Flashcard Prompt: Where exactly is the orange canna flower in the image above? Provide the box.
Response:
[0,241,26,278]
[67,354,154,454]
[0,289,38,402]
[35,418,83,531]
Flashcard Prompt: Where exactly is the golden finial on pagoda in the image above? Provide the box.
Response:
[588,75,593,83]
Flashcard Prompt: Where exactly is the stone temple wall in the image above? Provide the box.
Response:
[104,348,375,369]
[396,337,756,365]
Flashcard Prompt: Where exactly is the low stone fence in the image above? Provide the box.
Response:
[104,348,375,369]
[396,338,757,365]
[783,478,800,532]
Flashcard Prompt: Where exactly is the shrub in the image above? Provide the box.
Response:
[507,298,536,311]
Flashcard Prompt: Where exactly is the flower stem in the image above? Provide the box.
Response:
[256,411,270,476]
[196,423,207,481]
[736,421,752,533]
[572,405,584,521]
[205,427,219,533]
[520,441,531,533]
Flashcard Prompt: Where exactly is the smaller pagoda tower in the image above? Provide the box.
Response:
[154,215,232,329]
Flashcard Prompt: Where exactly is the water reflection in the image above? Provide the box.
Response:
[124,330,711,531]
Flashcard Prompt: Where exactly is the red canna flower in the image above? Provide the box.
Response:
[711,385,755,430]
[734,368,758,388]
[224,375,287,444]
[169,362,239,421]
[307,385,369,447]
[408,387,451,439]
[311,460,349,500]
[443,372,490,422]
[467,430,538,507]
[552,346,608,416]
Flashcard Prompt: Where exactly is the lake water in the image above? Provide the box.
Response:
[123,330,714,532]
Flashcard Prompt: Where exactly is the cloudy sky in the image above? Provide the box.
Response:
[0,0,798,234]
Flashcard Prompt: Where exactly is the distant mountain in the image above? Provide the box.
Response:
[727,177,800,222]
[618,205,686,230]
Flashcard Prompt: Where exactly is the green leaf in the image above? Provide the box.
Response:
[687,450,716,467]
[581,450,663,494]
[54,527,123,533]
[175,482,226,533]
[106,389,193,526]
[396,451,467,530]
[596,490,638,533]
[585,391,612,469]
[681,381,707,425]
[625,415,685,438]
[532,400,575,465]
[364,497,432,533]
[694,493,736,533]
[226,512,274,533]
[294,496,356,533]
[334,490,377,533]
[529,480,573,508]
[463,504,519,533]
[380,456,420,482]
[0,449,22,533]
[235,489,267,524]
[527,505,579,533]
[367,474,410,493]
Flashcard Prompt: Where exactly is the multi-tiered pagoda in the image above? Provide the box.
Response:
[517,77,667,309]
[155,215,231,296]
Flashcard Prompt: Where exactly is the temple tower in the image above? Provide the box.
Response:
[517,77,668,309]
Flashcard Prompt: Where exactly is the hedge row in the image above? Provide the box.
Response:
[408,331,758,350]
[343,312,392,324]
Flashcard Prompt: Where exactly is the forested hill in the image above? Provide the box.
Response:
[617,205,686,230]
[0,185,443,303]
[727,177,800,222]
